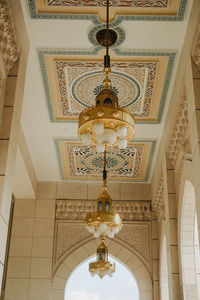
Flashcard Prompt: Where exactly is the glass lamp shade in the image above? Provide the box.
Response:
[94,122,104,135]
[80,132,91,146]
[117,125,127,138]
[117,138,127,149]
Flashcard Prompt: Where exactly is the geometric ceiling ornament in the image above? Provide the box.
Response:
[39,50,175,123]
[29,0,187,22]
[55,139,156,182]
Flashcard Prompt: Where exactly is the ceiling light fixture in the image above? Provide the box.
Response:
[78,0,135,153]
[89,235,115,279]
[85,149,122,238]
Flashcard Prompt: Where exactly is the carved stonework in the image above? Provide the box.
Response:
[56,199,152,222]
[152,171,164,217]
[167,94,189,168]
[0,0,19,74]
[53,221,151,273]
[192,24,200,70]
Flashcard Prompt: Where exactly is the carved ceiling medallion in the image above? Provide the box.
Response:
[42,53,170,123]
[56,139,155,181]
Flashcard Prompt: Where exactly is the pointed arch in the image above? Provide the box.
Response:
[180,180,200,299]
[51,238,153,300]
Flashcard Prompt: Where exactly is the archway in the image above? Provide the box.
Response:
[65,256,139,300]
[51,238,153,300]
[160,235,169,300]
[180,180,200,299]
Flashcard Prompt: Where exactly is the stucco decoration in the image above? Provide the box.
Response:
[53,221,151,273]
[56,140,155,182]
[152,171,164,217]
[54,199,151,273]
[167,95,189,168]
[0,0,19,74]
[56,199,152,221]
[41,51,173,123]
[28,0,187,22]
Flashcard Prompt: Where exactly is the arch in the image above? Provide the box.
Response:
[180,180,199,299]
[160,234,169,300]
[51,238,153,300]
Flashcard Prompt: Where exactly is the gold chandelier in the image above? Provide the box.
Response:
[78,0,135,153]
[85,149,122,238]
[89,235,115,279]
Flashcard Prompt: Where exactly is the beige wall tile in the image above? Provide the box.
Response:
[50,289,64,300]
[35,199,55,218]
[82,240,96,257]
[0,140,9,174]
[56,182,87,199]
[0,107,13,139]
[87,182,120,200]
[0,263,3,288]
[126,255,142,271]
[12,217,34,237]
[52,276,66,290]
[0,178,12,224]
[14,199,36,218]
[5,141,17,187]
[5,278,29,300]
[134,265,149,281]
[30,258,52,279]
[33,218,54,237]
[153,259,159,281]
[37,182,56,200]
[0,216,8,263]
[169,219,177,245]
[73,246,89,263]
[108,240,122,257]
[4,76,17,107]
[63,253,80,270]
[7,257,30,278]
[29,279,50,300]
[121,183,151,200]
[9,237,32,257]
[138,278,152,291]
[32,237,53,258]
[117,247,132,263]
[139,291,153,300]
[56,263,71,279]
[166,170,175,194]
[168,194,177,219]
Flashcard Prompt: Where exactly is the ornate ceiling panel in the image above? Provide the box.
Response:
[28,0,187,21]
[56,139,156,181]
[39,50,175,123]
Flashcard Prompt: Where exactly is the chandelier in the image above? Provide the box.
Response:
[85,149,122,238]
[78,0,135,153]
[89,235,115,279]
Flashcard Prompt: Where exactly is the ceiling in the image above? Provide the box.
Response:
[20,0,192,182]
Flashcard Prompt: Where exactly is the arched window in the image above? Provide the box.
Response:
[180,181,200,299]
[160,235,169,300]
[65,256,139,300]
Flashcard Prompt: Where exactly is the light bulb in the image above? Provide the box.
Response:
[94,122,104,135]
[96,143,105,153]
[94,231,100,238]
[81,132,91,146]
[88,226,94,233]
[117,125,127,138]
[101,128,117,145]
[112,226,119,234]
[117,138,127,149]
[100,223,106,231]
[108,231,114,238]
